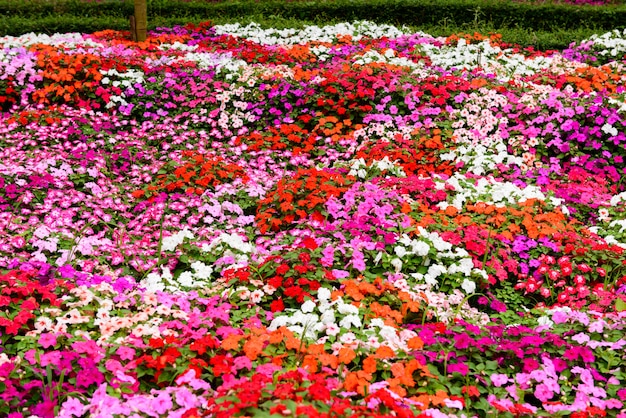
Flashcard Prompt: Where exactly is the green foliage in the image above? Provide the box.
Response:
[0,0,625,49]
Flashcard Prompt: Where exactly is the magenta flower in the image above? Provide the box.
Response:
[38,333,57,349]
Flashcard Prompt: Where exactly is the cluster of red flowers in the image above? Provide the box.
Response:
[256,167,355,233]
[0,269,71,337]
[356,129,455,177]
[132,151,249,198]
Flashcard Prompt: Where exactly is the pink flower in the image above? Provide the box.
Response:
[38,333,57,349]
[534,383,554,402]
[10,236,26,249]
[151,392,173,415]
[320,245,335,267]
[490,373,510,387]
[116,346,136,361]
[59,397,86,417]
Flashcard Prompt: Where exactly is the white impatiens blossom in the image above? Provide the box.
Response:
[347,157,407,179]
[174,52,247,77]
[267,302,324,340]
[203,232,254,254]
[419,38,572,80]
[190,261,213,280]
[435,173,566,212]
[301,300,316,314]
[578,29,626,61]
[610,192,626,206]
[353,49,423,70]
[461,279,477,294]
[177,271,194,288]
[100,68,145,109]
[339,314,362,329]
[0,32,101,49]
[396,233,431,256]
[161,228,195,252]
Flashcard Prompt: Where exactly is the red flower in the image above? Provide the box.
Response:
[308,382,331,401]
[149,338,165,349]
[276,264,290,275]
[270,299,285,312]
[462,385,480,398]
[301,237,318,250]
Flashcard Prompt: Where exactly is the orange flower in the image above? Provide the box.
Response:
[338,347,356,365]
[343,371,372,396]
[220,334,244,351]
[362,356,378,373]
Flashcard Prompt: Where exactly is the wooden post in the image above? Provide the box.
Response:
[130,15,137,42]
[134,0,147,42]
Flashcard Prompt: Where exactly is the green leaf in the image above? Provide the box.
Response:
[616,298,626,312]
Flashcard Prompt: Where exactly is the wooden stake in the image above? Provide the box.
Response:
[130,15,137,42]
[134,0,147,42]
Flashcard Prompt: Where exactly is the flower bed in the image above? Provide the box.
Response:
[1,21,626,417]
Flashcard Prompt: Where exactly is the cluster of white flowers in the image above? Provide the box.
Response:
[352,48,422,69]
[382,227,487,294]
[268,287,357,339]
[420,38,557,79]
[158,41,198,52]
[161,228,195,252]
[435,173,565,211]
[610,191,626,207]
[100,68,145,108]
[0,32,100,49]
[175,51,247,78]
[141,261,216,293]
[440,139,524,176]
[346,156,407,179]
[213,21,408,46]
[203,231,254,255]
[581,29,626,60]
[587,200,626,249]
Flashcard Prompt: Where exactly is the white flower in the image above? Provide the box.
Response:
[318,280,334,299]
[411,240,430,256]
[598,208,610,222]
[269,315,290,330]
[337,301,359,315]
[390,258,403,272]
[250,290,264,304]
[461,279,476,294]
[537,316,554,328]
[601,123,618,137]
[301,300,316,314]
[394,246,407,258]
[339,332,357,345]
[369,318,385,328]
[177,271,194,288]
[191,261,213,279]
[339,314,362,329]
[161,228,194,252]
[320,309,336,325]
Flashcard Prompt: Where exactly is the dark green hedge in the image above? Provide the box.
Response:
[1,0,625,37]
